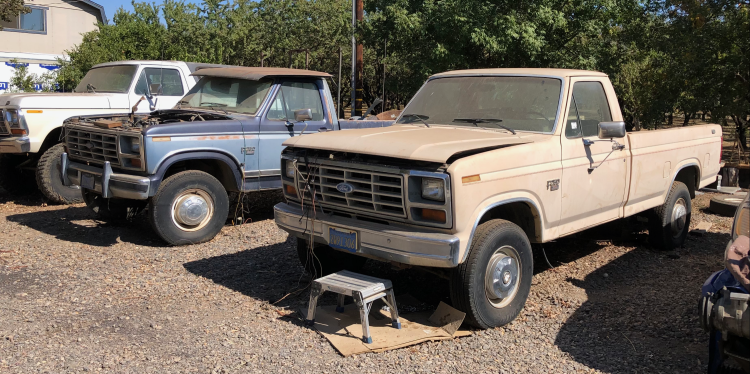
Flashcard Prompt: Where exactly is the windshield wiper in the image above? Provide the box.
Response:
[400,113,430,128]
[86,84,96,93]
[199,102,228,114]
[452,118,516,135]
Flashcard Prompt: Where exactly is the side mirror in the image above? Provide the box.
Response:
[598,121,626,139]
[149,83,163,96]
[294,108,313,122]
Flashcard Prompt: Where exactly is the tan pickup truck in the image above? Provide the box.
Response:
[274,68,722,329]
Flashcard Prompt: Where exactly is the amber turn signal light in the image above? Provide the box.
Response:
[419,208,446,223]
[129,159,142,168]
[10,129,27,135]
[462,174,481,184]
[285,185,297,196]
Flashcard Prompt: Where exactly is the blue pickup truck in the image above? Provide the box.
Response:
[60,67,391,245]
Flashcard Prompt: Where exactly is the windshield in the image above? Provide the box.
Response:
[74,65,138,93]
[397,76,562,133]
[178,77,273,114]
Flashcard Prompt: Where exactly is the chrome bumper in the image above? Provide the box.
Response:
[61,152,150,200]
[274,202,460,268]
[0,137,30,153]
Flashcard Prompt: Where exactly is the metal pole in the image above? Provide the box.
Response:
[260,51,264,67]
[350,0,356,118]
[305,49,309,70]
[382,39,386,113]
[338,47,342,119]
[355,0,363,117]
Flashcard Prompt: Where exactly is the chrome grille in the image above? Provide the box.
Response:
[296,163,406,217]
[66,127,120,165]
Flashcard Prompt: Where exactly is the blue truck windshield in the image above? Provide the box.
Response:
[397,76,562,133]
[179,77,273,114]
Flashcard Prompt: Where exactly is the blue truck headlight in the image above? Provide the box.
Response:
[130,137,141,153]
[421,178,445,202]
[285,160,295,178]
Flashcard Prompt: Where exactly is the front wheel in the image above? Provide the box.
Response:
[148,170,229,245]
[36,143,82,204]
[450,219,533,329]
[649,181,691,250]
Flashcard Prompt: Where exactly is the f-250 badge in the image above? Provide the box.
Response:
[547,179,560,191]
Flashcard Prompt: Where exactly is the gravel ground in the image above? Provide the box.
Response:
[0,189,738,373]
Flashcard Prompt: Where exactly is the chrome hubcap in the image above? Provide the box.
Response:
[171,189,213,232]
[671,198,687,238]
[485,246,520,308]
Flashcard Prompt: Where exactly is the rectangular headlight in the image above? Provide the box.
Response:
[421,178,445,202]
[285,159,295,178]
[5,109,19,127]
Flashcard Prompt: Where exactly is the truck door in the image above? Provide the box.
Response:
[132,67,187,111]
[256,79,332,189]
[559,79,629,235]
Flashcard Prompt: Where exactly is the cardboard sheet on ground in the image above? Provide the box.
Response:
[301,301,471,356]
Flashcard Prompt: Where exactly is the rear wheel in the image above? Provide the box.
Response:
[450,219,533,329]
[36,144,82,204]
[0,154,37,195]
[295,238,367,278]
[148,170,229,245]
[649,181,691,250]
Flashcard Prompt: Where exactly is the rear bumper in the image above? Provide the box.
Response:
[0,137,30,153]
[273,202,460,268]
[61,152,150,200]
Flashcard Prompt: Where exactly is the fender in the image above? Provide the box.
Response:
[458,193,546,263]
[148,150,244,195]
[664,160,701,199]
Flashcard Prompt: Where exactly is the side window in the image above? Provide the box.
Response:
[266,81,324,121]
[134,68,184,96]
[564,82,612,138]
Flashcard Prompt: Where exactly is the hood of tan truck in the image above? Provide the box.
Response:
[283,124,534,163]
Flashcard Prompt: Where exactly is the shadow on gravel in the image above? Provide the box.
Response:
[183,237,451,314]
[553,230,730,373]
[0,188,48,207]
[6,206,163,247]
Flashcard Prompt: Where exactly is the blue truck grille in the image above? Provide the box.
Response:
[65,127,120,166]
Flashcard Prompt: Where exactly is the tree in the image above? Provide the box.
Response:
[0,0,29,30]
[8,60,35,92]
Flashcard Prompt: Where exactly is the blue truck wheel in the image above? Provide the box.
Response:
[148,170,229,246]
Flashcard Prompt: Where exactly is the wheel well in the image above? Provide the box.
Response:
[38,127,63,155]
[674,165,699,198]
[477,201,542,243]
[163,158,239,192]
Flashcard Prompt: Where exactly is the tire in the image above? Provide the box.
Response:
[0,154,37,195]
[649,181,691,250]
[709,195,745,217]
[148,170,229,246]
[296,238,367,278]
[36,143,83,204]
[82,189,145,221]
[450,219,533,329]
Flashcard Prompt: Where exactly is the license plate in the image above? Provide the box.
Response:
[328,227,358,253]
[81,173,95,190]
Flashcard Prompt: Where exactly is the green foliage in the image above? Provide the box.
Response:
[0,0,30,30]
[55,0,749,137]
[9,60,35,93]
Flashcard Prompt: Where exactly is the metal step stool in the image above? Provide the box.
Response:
[305,270,401,344]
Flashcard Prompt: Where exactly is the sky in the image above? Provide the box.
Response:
[101,0,202,22]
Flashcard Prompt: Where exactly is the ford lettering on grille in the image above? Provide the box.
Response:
[336,182,354,194]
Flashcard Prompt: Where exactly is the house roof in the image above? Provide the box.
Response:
[75,0,107,24]
[191,67,332,80]
[431,68,608,79]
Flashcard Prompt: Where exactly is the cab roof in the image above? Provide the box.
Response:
[191,67,332,80]
[431,68,608,79]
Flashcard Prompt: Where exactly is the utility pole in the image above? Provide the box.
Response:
[355,0,364,117]
[382,39,386,113]
[350,0,357,118]
[337,47,342,119]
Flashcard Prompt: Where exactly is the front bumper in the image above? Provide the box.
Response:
[274,202,460,268]
[61,152,150,200]
[0,137,30,153]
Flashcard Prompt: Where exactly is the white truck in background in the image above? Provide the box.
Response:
[0,60,226,203]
